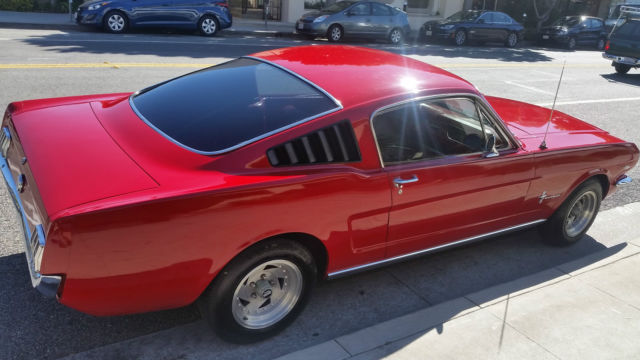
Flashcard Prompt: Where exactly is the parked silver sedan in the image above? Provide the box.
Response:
[295,1,410,44]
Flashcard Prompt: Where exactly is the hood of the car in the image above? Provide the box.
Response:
[301,10,336,20]
[8,97,158,219]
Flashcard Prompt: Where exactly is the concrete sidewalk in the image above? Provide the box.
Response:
[278,219,640,359]
[0,10,297,37]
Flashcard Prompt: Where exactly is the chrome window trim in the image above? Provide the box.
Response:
[129,57,343,156]
[327,219,546,279]
[369,92,520,169]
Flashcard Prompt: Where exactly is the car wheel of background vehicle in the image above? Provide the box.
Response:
[198,239,317,343]
[198,15,219,36]
[567,37,576,50]
[540,179,602,246]
[506,32,518,47]
[103,11,128,34]
[327,24,343,42]
[614,63,631,74]
[596,37,606,50]
[389,28,404,45]
[454,29,467,46]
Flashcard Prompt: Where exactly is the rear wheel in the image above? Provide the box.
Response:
[389,28,404,45]
[328,24,343,42]
[198,15,219,36]
[540,180,602,246]
[454,29,467,46]
[103,11,128,34]
[567,36,576,50]
[199,239,317,343]
[614,63,631,74]
[596,37,606,50]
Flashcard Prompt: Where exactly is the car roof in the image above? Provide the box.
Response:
[251,46,477,108]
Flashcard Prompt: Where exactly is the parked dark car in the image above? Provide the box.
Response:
[603,17,640,74]
[295,1,411,44]
[538,16,607,50]
[419,10,524,47]
[75,0,232,36]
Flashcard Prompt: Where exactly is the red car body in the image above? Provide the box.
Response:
[2,46,638,318]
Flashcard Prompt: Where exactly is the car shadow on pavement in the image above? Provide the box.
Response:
[601,73,640,87]
[0,226,625,360]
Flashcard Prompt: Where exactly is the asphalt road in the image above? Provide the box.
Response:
[1,27,639,360]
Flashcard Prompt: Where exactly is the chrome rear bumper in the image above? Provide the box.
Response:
[1,133,61,298]
[603,53,640,66]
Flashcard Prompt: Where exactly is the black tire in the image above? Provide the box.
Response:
[614,63,631,75]
[505,32,518,48]
[327,24,343,42]
[199,239,317,343]
[567,36,576,50]
[389,28,404,45]
[103,10,128,34]
[540,180,602,246]
[454,29,467,46]
[596,37,606,50]
[198,15,219,36]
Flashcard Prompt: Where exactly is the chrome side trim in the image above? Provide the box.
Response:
[129,57,343,156]
[369,93,520,169]
[616,175,632,186]
[327,219,546,279]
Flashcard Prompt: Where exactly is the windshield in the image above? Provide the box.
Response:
[323,1,355,13]
[446,10,482,22]
[552,16,581,27]
[131,58,340,154]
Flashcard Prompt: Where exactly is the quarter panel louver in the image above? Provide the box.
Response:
[267,120,361,166]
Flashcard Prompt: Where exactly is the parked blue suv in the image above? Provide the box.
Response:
[75,0,232,36]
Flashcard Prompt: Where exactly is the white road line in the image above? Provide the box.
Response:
[504,80,556,95]
[535,97,640,107]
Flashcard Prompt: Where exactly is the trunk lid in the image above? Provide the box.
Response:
[6,100,158,220]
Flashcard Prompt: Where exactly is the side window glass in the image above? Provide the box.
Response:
[495,13,510,24]
[480,13,494,23]
[372,3,391,16]
[373,97,506,166]
[350,3,370,16]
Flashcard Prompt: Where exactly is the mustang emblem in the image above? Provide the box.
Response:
[539,191,561,204]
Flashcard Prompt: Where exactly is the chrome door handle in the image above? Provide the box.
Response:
[393,175,419,185]
[393,175,418,195]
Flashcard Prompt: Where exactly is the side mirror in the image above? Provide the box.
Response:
[477,18,485,24]
[346,11,353,16]
[484,134,499,158]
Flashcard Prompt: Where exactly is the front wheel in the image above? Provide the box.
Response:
[103,11,128,34]
[198,15,219,36]
[199,239,317,343]
[454,29,467,46]
[614,63,631,74]
[328,24,343,42]
[596,38,606,50]
[540,180,602,246]
[505,32,518,48]
[389,28,404,45]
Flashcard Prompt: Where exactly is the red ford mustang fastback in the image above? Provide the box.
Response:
[1,45,637,342]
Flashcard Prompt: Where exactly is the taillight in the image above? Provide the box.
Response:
[605,40,610,51]
[216,0,228,7]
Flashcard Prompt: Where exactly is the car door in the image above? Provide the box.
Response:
[371,2,393,37]
[163,0,200,25]
[371,96,536,258]
[343,2,372,36]
[491,12,512,41]
[130,0,176,25]
[471,12,494,41]
[577,18,592,45]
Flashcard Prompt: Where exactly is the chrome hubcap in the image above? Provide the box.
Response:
[202,18,216,34]
[564,190,597,237]
[391,30,401,43]
[569,38,576,48]
[108,15,124,31]
[232,259,303,329]
[455,31,465,45]
[331,27,341,41]
[508,34,517,46]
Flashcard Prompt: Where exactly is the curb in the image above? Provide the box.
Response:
[275,240,640,360]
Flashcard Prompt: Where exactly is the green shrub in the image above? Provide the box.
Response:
[0,0,35,11]
[0,0,83,13]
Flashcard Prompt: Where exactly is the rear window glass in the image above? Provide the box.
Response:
[131,58,339,153]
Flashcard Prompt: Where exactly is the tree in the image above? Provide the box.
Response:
[533,0,559,32]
